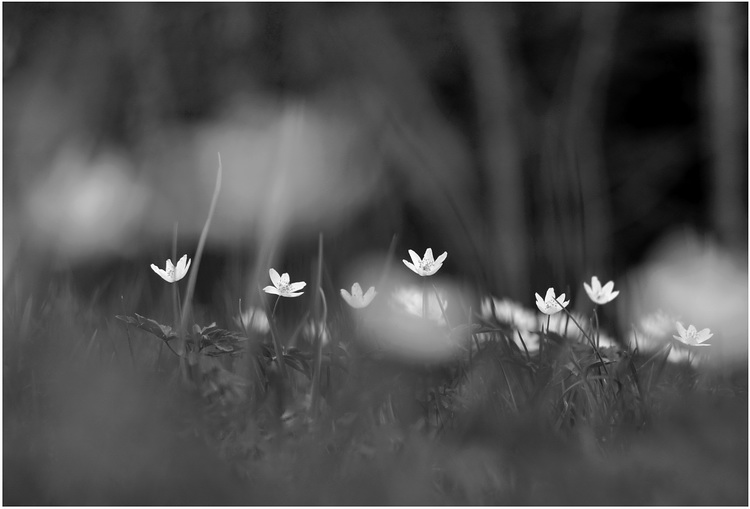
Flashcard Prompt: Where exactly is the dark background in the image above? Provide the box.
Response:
[3,2,748,302]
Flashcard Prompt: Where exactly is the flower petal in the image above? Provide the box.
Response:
[544,288,556,302]
[351,282,363,298]
[269,268,281,288]
[151,264,171,282]
[583,281,593,298]
[280,273,290,285]
[288,281,306,293]
[285,291,304,298]
[363,287,376,306]
[675,322,687,337]
[591,276,602,292]
[403,259,419,274]
[408,249,422,267]
[263,285,281,296]
[602,280,615,295]
[696,328,713,342]
[423,248,434,264]
[435,251,448,266]
[340,289,353,306]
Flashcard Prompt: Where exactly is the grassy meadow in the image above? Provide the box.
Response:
[3,228,747,505]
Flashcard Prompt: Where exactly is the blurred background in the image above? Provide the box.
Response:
[4,3,747,293]
[3,4,748,504]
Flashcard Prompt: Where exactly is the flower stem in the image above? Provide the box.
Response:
[310,287,328,420]
[271,295,281,320]
[432,284,450,327]
[593,306,600,349]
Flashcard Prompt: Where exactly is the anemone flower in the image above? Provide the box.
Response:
[673,322,712,347]
[341,282,377,309]
[535,288,569,315]
[150,254,191,283]
[263,268,306,297]
[403,248,448,277]
[584,276,620,305]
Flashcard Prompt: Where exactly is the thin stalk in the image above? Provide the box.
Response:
[180,153,223,348]
[121,295,136,371]
[271,295,281,320]
[310,234,326,420]
[432,283,450,328]
[516,329,532,364]
[497,358,518,411]
[377,233,399,290]
[262,287,288,382]
[310,288,328,420]
[556,299,610,377]
[593,306,600,348]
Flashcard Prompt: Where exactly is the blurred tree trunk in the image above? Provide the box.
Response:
[700,3,748,249]
[458,4,528,298]
[562,4,620,277]
[538,4,619,287]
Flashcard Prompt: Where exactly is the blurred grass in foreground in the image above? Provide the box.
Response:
[3,249,746,506]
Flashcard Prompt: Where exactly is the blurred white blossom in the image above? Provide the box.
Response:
[583,276,620,305]
[673,322,712,347]
[150,255,191,283]
[403,248,447,277]
[340,282,376,309]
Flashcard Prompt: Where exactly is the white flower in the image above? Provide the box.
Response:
[402,248,448,277]
[263,268,306,297]
[583,276,620,305]
[341,282,377,309]
[535,288,570,315]
[673,322,713,347]
[391,285,447,324]
[239,306,270,333]
[150,254,191,283]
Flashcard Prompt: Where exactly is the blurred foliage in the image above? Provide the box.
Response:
[3,3,747,299]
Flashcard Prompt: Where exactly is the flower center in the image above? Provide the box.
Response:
[420,260,434,272]
[278,282,291,293]
[166,268,175,280]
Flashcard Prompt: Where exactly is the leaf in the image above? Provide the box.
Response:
[195,325,247,357]
[116,313,177,342]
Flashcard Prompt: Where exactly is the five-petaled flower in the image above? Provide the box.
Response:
[583,276,620,305]
[673,322,712,347]
[403,248,448,277]
[341,282,377,309]
[535,288,570,315]
[263,268,306,297]
[151,254,191,283]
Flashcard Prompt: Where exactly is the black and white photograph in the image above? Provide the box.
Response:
[3,2,748,505]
